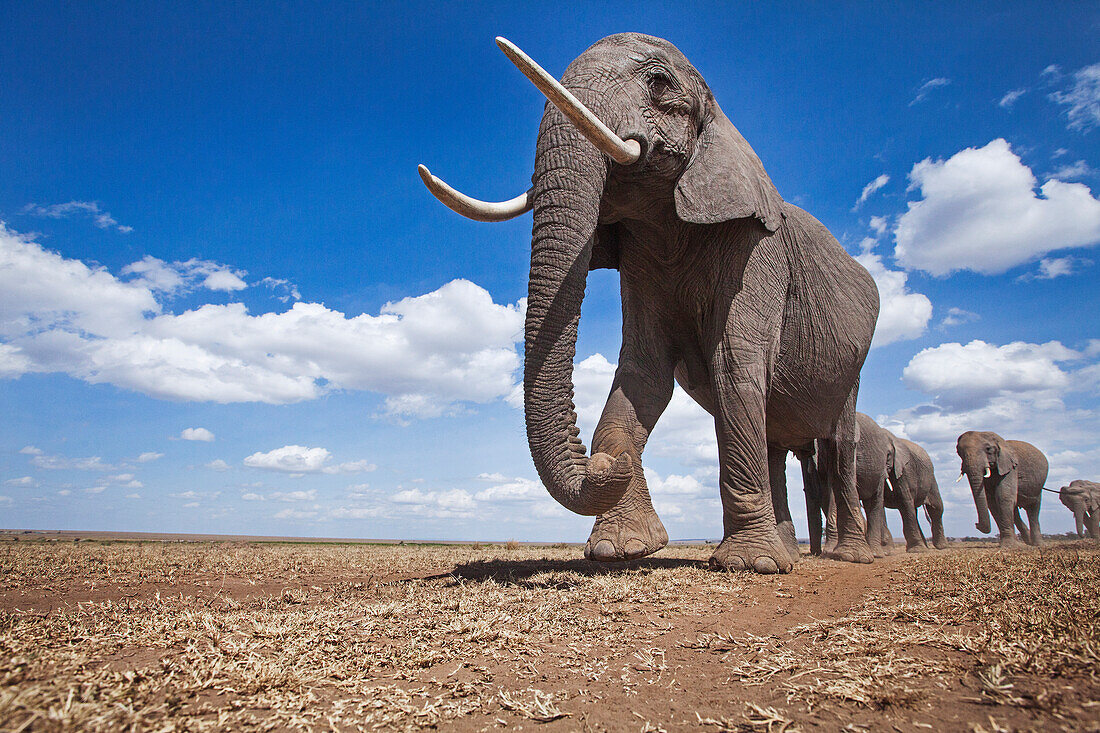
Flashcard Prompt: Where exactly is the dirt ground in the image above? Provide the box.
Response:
[0,537,1097,731]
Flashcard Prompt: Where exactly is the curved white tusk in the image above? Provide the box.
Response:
[955,473,965,484]
[496,37,641,166]
[984,466,992,478]
[417,165,532,222]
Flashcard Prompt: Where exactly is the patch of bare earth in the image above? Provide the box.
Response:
[0,539,1097,731]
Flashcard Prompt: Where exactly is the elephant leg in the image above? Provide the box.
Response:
[799,451,825,555]
[897,496,929,553]
[1025,504,1043,547]
[822,387,873,564]
[991,479,1025,549]
[1013,507,1030,544]
[584,355,674,562]
[880,521,895,555]
[708,360,792,575]
[1086,511,1100,540]
[863,483,888,558]
[925,486,948,549]
[823,482,839,554]
[769,445,800,564]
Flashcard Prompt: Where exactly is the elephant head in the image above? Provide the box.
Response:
[419,35,784,515]
[956,431,1016,534]
[1060,481,1100,538]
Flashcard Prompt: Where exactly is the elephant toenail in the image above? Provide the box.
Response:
[624,539,646,557]
[589,539,618,562]
[753,557,779,574]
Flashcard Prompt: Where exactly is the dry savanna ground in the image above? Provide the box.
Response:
[0,536,1098,732]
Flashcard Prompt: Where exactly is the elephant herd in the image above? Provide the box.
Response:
[418,33,1097,573]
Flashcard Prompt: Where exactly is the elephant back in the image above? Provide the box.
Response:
[1006,440,1049,489]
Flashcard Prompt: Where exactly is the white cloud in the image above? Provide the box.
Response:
[22,201,132,233]
[19,446,42,455]
[57,489,71,496]
[4,476,35,487]
[894,139,1100,276]
[179,427,215,442]
[854,253,932,347]
[998,88,1027,108]
[125,493,141,499]
[1050,160,1096,181]
[473,474,542,502]
[869,216,889,236]
[391,487,475,517]
[270,490,317,502]
[909,77,951,106]
[205,459,231,471]
[242,493,264,501]
[1050,62,1100,131]
[853,174,890,210]
[939,307,979,328]
[273,508,318,520]
[29,452,116,471]
[902,340,1080,411]
[135,451,163,462]
[202,270,247,292]
[243,445,375,474]
[0,226,525,414]
[1024,255,1091,280]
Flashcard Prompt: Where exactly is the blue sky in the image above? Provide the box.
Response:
[1,2,1098,541]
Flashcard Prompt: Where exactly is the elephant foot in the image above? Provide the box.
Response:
[905,543,930,553]
[932,535,948,550]
[822,538,838,555]
[826,538,874,564]
[708,529,794,575]
[997,536,1028,551]
[777,520,801,564]
[584,505,668,562]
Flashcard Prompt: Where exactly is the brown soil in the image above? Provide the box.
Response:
[0,538,1097,731]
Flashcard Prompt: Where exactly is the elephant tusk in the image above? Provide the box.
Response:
[496,36,642,166]
[984,466,992,478]
[955,472,964,483]
[417,165,532,222]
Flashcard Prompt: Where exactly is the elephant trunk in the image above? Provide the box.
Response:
[1075,508,1086,539]
[964,459,992,534]
[523,110,630,516]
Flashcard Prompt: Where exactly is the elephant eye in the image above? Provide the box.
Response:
[648,70,675,98]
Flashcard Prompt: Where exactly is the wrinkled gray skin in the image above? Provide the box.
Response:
[884,436,947,551]
[793,444,834,557]
[1059,480,1100,539]
[956,432,1047,548]
[522,34,879,573]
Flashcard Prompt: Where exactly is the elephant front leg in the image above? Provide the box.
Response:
[1086,511,1100,540]
[709,364,793,575]
[584,360,673,562]
[863,485,889,558]
[990,479,1026,549]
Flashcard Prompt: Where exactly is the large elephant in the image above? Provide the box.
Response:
[884,435,947,551]
[956,431,1047,547]
[420,34,880,574]
[1059,480,1100,539]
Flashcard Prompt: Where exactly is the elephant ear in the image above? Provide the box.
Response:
[674,97,785,232]
[994,439,1016,476]
[890,437,911,480]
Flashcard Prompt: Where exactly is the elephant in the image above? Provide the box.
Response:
[786,413,892,557]
[419,34,879,574]
[956,431,1048,548]
[884,435,947,551]
[1059,480,1100,539]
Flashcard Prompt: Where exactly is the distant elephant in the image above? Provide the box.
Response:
[420,34,880,573]
[1059,480,1100,539]
[956,431,1047,547]
[791,414,896,558]
[884,435,947,551]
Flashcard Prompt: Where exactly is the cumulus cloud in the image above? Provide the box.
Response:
[135,451,163,462]
[1017,255,1091,281]
[939,307,979,329]
[909,77,951,106]
[390,488,475,518]
[854,253,933,348]
[894,139,1100,276]
[22,201,132,233]
[1050,62,1100,131]
[243,445,375,474]
[902,340,1079,411]
[852,174,890,210]
[0,225,525,415]
[205,459,231,471]
[179,427,215,442]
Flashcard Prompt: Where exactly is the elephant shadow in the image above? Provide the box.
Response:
[448,556,706,587]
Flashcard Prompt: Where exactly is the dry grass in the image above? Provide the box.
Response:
[0,540,1096,731]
